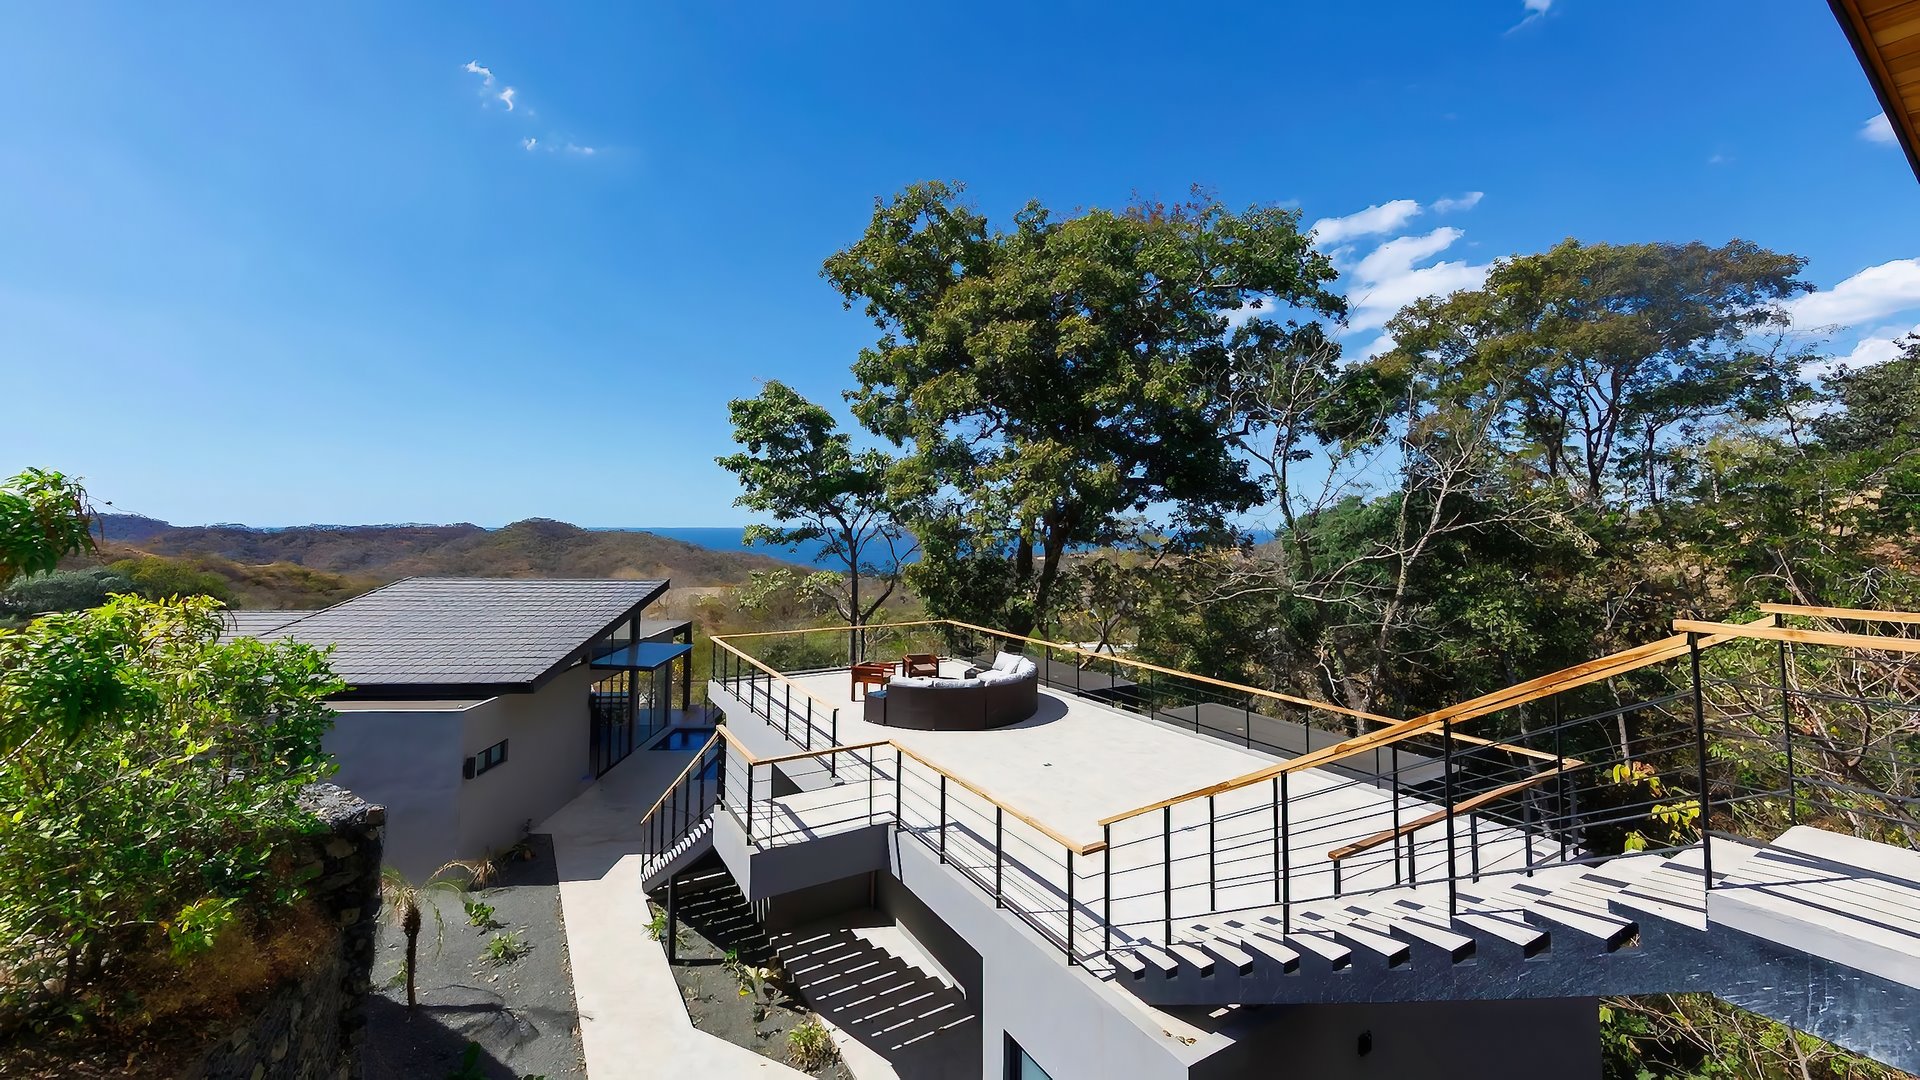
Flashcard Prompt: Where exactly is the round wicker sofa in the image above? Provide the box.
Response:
[863,652,1040,730]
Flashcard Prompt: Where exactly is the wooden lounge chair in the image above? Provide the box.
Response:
[851,661,893,700]
[900,653,939,678]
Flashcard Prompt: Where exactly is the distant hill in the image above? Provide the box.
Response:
[93,514,804,596]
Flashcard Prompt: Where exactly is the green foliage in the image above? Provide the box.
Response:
[1602,996,1906,1079]
[105,554,234,603]
[464,898,500,929]
[718,380,914,663]
[822,181,1343,634]
[786,1017,838,1070]
[0,593,342,1023]
[484,931,529,965]
[447,1042,486,1080]
[0,469,95,586]
[0,567,135,620]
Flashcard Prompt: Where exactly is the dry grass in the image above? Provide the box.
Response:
[0,904,340,1080]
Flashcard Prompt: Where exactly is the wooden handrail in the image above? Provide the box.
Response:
[687,724,1105,856]
[1327,770,1559,863]
[1095,615,1777,828]
[1758,602,1920,626]
[711,619,953,641]
[709,636,843,716]
[636,730,725,826]
[941,618,1398,728]
[1673,619,1920,655]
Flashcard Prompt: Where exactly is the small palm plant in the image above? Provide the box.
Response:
[380,860,485,1009]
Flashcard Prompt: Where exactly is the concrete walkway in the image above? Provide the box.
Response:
[539,747,812,1080]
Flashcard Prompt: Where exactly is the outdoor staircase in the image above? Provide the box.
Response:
[640,815,715,894]
[661,855,775,964]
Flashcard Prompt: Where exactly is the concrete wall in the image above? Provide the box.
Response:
[326,665,595,877]
[457,664,595,862]
[1191,998,1599,1080]
[323,702,467,878]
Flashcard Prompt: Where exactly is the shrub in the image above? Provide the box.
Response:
[0,594,342,1027]
[786,1018,838,1071]
[464,899,500,929]
[484,932,529,966]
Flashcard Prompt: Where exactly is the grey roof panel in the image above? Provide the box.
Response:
[227,578,665,692]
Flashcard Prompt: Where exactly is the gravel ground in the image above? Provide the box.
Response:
[364,836,586,1080]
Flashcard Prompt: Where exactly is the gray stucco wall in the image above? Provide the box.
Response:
[323,704,465,878]
[457,664,595,861]
[1190,998,1599,1080]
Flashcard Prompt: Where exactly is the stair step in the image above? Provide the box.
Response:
[1524,895,1638,952]
[1454,910,1552,958]
[1190,934,1254,977]
[1111,951,1148,980]
[1308,915,1412,968]
[1198,924,1300,973]
[1131,944,1180,978]
[1167,943,1216,978]
[1263,926,1353,971]
[1367,909,1477,963]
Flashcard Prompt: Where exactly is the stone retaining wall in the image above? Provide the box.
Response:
[178,785,385,1080]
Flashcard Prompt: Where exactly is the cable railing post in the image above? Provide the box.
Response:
[1554,696,1569,862]
[1443,711,1458,917]
[1066,848,1076,965]
[866,750,874,826]
[1162,806,1173,944]
[1102,825,1113,955]
[1207,795,1217,912]
[1243,698,1253,750]
[938,774,948,864]
[1391,754,1403,885]
[1778,638,1797,825]
[746,759,755,847]
[995,806,1004,908]
[1689,632,1713,889]
[1271,776,1282,905]
[1279,773,1291,933]
[894,747,903,824]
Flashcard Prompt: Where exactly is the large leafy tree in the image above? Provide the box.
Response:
[1384,239,1812,507]
[0,468,95,585]
[718,380,914,664]
[822,182,1344,635]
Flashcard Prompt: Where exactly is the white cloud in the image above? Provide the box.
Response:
[1431,191,1484,213]
[1343,226,1491,333]
[1802,322,1920,382]
[565,142,596,155]
[462,60,494,85]
[1862,112,1897,145]
[497,86,517,112]
[1708,152,1730,165]
[1524,0,1552,10]
[1785,259,1920,329]
[1309,200,1422,246]
[523,137,538,151]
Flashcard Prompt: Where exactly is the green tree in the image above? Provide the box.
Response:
[106,554,234,603]
[0,594,342,1020]
[718,380,913,664]
[0,468,95,585]
[822,182,1344,635]
[1384,239,1812,508]
[0,567,136,620]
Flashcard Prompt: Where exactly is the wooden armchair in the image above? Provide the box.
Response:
[900,653,939,678]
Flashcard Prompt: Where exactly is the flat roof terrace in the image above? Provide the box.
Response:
[710,651,1546,955]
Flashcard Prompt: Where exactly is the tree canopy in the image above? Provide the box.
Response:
[821,181,1345,633]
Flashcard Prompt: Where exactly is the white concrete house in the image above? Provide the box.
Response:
[229,578,695,876]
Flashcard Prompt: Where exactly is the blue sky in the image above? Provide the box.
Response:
[2,2,1915,528]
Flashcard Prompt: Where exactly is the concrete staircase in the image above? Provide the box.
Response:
[1107,843,1744,1007]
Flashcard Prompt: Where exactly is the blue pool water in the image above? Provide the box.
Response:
[653,727,716,751]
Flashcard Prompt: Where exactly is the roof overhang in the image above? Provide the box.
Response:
[1832,0,1920,182]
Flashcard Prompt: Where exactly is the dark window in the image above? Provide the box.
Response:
[468,739,509,779]
[1004,1035,1054,1080]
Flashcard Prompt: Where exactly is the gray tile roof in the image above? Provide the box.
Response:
[221,609,310,642]
[229,578,666,694]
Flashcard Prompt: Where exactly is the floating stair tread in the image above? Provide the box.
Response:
[1167,943,1217,978]
[1250,923,1351,969]
[1299,913,1411,966]
[1189,932,1255,976]
[1111,952,1148,980]
[1203,924,1301,972]
[1130,944,1181,978]
[1767,826,1920,885]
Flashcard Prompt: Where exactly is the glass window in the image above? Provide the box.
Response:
[1005,1036,1054,1080]
[470,738,509,778]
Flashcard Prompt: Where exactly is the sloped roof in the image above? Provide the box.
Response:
[230,577,666,697]
[1833,0,1920,182]
[221,609,310,641]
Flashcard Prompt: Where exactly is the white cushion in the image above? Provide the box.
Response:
[931,677,981,689]
[991,651,1022,672]
[976,669,1015,686]
[889,676,934,689]
[1012,658,1037,678]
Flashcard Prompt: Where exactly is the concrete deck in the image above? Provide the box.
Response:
[723,666,1547,956]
